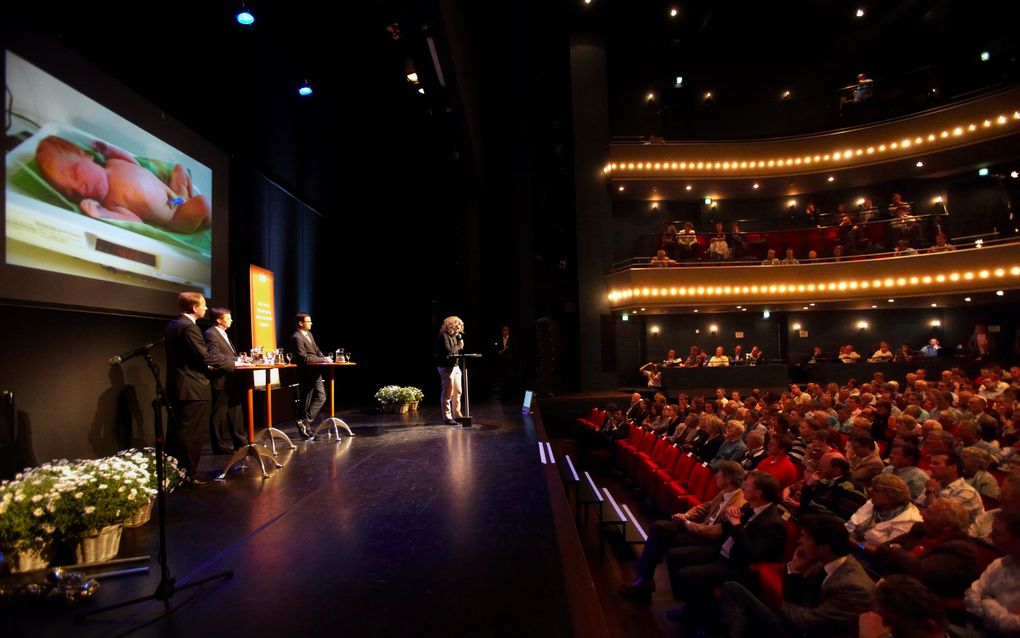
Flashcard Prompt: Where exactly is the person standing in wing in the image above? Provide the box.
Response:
[437,316,465,426]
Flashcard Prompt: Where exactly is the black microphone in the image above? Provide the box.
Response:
[456,333,464,342]
[109,337,165,366]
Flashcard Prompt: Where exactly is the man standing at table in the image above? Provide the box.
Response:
[290,313,326,439]
[165,292,222,485]
[436,316,465,426]
[204,307,246,453]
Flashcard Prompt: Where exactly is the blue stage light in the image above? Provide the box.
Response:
[298,85,313,96]
[236,11,255,25]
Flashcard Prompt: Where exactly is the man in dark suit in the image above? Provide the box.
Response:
[204,307,246,453]
[662,470,788,620]
[289,312,326,439]
[165,292,228,485]
[719,514,875,638]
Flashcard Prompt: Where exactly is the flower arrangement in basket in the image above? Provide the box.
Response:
[402,386,424,410]
[374,385,407,413]
[0,471,61,569]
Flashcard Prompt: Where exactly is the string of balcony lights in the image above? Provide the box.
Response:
[603,111,1020,175]
[606,266,1020,304]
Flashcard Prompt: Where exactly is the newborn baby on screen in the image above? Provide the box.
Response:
[35,135,211,233]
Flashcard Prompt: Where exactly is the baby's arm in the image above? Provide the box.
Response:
[80,198,144,223]
[92,140,140,166]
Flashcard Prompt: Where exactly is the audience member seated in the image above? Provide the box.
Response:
[649,249,676,267]
[718,514,874,638]
[624,392,645,422]
[971,475,1020,543]
[728,222,746,260]
[919,338,942,358]
[707,346,730,367]
[858,575,949,638]
[684,346,706,367]
[893,343,914,363]
[710,421,748,469]
[663,471,788,622]
[693,418,726,462]
[746,345,764,365]
[962,446,1001,499]
[677,222,698,260]
[798,453,869,521]
[916,451,985,526]
[781,248,800,264]
[731,344,746,365]
[618,461,748,603]
[758,434,800,488]
[839,345,861,363]
[869,499,981,600]
[740,429,768,470]
[662,348,682,367]
[868,341,895,363]
[927,232,955,253]
[660,224,679,260]
[762,249,781,265]
[848,432,885,485]
[708,222,730,260]
[846,474,924,549]
[965,510,1020,636]
[881,442,930,500]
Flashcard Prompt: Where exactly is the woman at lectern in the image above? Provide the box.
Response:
[436,316,465,426]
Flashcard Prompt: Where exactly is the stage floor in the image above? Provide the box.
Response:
[3,405,574,638]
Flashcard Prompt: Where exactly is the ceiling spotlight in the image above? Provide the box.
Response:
[1011,171,1019,179]
[236,5,255,25]
[856,8,865,17]
[693,309,699,313]
[669,7,678,17]
[930,303,937,307]
[978,168,990,176]
[871,305,877,308]
[685,185,693,191]
[827,176,835,182]
[980,51,990,62]
[809,303,815,306]
[298,82,313,96]
[753,183,760,189]
[888,299,895,303]
[704,197,713,205]
[675,76,683,88]
[417,87,425,94]
[618,185,625,191]
[583,0,592,4]
[964,297,972,302]
[916,161,924,168]
[997,290,1005,296]
[406,72,419,84]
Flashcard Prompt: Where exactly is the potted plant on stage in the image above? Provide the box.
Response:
[0,471,60,572]
[374,385,408,413]
[402,387,424,411]
[116,448,185,528]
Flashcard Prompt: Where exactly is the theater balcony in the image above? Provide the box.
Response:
[604,86,1020,199]
[606,241,1020,313]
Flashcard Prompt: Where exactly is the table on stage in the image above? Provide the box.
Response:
[307,361,357,438]
[218,362,297,480]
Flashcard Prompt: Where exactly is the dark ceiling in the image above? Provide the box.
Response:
[573,0,1020,139]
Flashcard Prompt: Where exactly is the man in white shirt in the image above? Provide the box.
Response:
[707,346,730,367]
[965,510,1020,635]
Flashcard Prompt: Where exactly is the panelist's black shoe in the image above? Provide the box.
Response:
[296,420,314,439]
[444,418,460,426]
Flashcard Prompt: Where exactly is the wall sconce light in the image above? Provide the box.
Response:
[650,325,660,335]
[856,320,869,330]
[791,323,802,331]
[709,324,718,334]
[621,313,629,322]
[930,319,942,327]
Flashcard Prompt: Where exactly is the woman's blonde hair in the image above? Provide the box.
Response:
[441,316,464,335]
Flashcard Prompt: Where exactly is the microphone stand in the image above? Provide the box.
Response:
[79,351,233,620]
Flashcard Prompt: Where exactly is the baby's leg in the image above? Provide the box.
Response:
[169,164,194,198]
[80,199,144,223]
[165,194,211,233]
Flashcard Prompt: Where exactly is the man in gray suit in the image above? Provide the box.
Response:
[718,514,875,638]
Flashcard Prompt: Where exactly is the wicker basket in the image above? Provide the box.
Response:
[8,541,54,573]
[73,525,123,564]
[124,498,155,528]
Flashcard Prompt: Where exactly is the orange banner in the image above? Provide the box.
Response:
[249,265,276,350]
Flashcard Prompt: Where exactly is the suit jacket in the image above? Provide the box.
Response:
[203,326,238,392]
[684,490,748,540]
[781,555,875,638]
[291,329,325,381]
[720,503,788,566]
[165,316,220,401]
